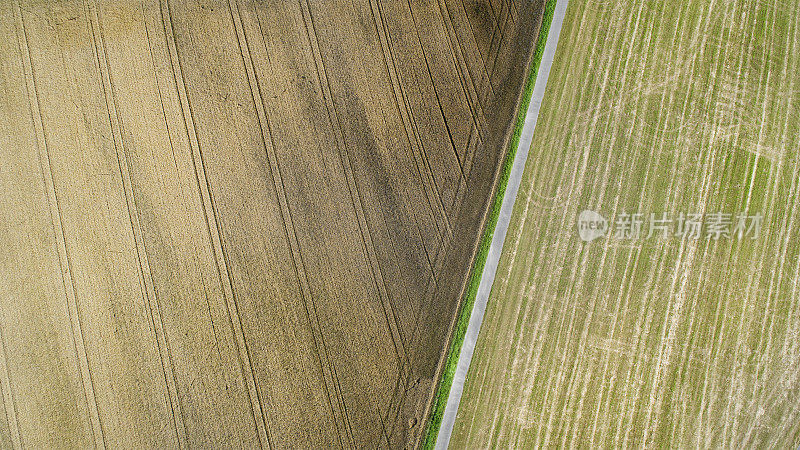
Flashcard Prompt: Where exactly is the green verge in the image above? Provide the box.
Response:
[421,1,556,447]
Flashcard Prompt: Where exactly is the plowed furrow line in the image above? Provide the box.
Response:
[12,3,105,447]
[298,2,408,370]
[745,6,800,444]
[591,6,687,445]
[85,3,187,446]
[298,3,419,446]
[722,0,780,443]
[457,0,496,98]
[0,328,20,449]
[435,0,489,143]
[693,1,754,446]
[370,0,452,249]
[534,5,638,445]
[159,1,270,446]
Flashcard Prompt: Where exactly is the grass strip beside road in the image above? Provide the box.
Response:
[421,1,557,447]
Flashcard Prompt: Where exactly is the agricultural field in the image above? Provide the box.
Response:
[0,0,542,447]
[452,0,800,447]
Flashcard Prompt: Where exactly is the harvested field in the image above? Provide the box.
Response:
[453,0,800,447]
[0,0,541,447]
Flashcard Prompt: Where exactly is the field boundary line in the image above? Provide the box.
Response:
[429,0,568,447]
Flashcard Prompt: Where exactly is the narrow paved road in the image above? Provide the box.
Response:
[434,1,570,447]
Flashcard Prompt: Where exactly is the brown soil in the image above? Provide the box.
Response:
[0,0,540,447]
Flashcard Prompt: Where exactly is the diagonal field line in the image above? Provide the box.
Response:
[435,1,569,447]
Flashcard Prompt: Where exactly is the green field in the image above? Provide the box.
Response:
[452,0,800,447]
